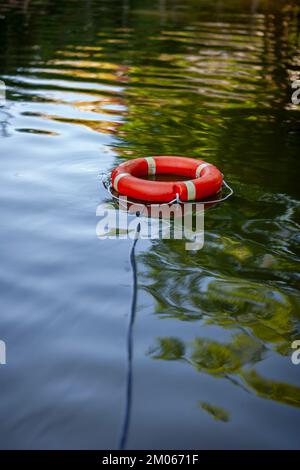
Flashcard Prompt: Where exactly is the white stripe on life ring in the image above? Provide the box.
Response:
[196,163,211,178]
[114,172,130,192]
[183,180,196,200]
[145,157,156,175]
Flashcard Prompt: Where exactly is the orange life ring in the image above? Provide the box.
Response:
[111,156,223,202]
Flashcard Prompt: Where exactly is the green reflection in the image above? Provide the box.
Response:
[241,369,300,408]
[149,333,300,414]
[150,336,186,361]
[199,402,230,422]
[1,0,300,434]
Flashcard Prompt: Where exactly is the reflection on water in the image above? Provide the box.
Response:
[0,0,300,450]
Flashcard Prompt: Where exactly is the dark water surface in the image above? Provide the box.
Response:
[0,0,300,449]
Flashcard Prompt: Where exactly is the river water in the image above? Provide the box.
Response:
[0,0,299,449]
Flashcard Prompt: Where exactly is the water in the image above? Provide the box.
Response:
[0,0,300,450]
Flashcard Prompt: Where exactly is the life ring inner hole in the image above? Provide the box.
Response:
[140,174,191,182]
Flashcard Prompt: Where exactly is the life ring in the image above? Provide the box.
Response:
[111,156,223,202]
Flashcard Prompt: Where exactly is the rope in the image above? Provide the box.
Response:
[117,215,141,450]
